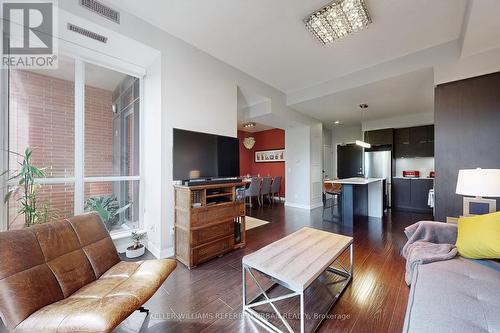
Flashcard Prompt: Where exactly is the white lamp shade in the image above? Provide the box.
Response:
[456,169,500,197]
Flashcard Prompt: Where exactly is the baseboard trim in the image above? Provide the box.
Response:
[147,241,161,258]
[161,246,175,259]
[310,201,323,209]
[148,242,175,259]
[285,201,323,210]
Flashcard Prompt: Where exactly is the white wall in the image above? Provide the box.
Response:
[322,127,333,179]
[332,125,362,178]
[60,0,320,257]
[285,126,311,209]
[310,123,323,209]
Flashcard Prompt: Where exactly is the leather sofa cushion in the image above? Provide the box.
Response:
[67,214,120,278]
[46,250,96,297]
[14,259,177,333]
[33,221,96,297]
[0,264,64,330]
[0,230,45,280]
[32,220,81,261]
[0,229,64,329]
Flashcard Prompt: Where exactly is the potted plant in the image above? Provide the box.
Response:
[84,195,132,231]
[2,148,54,227]
[126,231,146,258]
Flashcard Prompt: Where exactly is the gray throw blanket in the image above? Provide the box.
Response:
[402,221,458,285]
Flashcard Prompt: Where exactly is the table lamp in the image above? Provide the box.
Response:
[456,168,500,216]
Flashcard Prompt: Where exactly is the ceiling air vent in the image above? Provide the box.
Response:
[67,23,108,43]
[79,0,120,24]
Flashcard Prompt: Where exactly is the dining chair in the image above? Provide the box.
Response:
[323,179,342,218]
[244,177,262,207]
[260,177,273,205]
[270,176,282,204]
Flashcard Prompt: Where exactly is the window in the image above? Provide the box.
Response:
[3,57,142,234]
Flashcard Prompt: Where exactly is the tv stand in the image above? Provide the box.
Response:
[174,181,246,269]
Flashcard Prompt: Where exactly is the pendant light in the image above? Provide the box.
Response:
[356,104,371,149]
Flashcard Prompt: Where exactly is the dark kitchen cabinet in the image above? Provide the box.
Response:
[392,178,411,210]
[394,125,434,158]
[364,128,394,146]
[392,178,433,214]
[394,128,410,157]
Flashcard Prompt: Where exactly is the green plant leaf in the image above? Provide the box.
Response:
[115,202,131,215]
[4,190,13,203]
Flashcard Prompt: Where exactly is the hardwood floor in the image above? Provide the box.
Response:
[0,203,432,333]
[140,203,432,333]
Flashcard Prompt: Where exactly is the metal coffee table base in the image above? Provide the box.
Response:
[242,243,353,333]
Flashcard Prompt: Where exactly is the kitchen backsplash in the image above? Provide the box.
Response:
[395,157,435,178]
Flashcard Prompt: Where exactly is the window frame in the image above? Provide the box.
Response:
[0,55,145,234]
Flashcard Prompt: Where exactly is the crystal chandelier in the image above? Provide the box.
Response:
[305,0,371,46]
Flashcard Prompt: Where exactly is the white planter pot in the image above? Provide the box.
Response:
[126,245,145,258]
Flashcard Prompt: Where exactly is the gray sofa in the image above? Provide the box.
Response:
[403,223,500,333]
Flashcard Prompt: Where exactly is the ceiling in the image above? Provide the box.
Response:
[461,0,500,57]
[237,122,274,133]
[105,0,500,126]
[292,68,435,125]
[107,0,467,93]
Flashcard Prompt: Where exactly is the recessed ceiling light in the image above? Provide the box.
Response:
[334,120,340,124]
[305,0,371,46]
[243,122,256,128]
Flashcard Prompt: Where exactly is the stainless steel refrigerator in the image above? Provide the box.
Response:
[364,150,392,207]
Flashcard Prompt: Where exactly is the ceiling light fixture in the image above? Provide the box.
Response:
[243,122,256,128]
[356,103,371,149]
[305,0,371,46]
[334,120,340,125]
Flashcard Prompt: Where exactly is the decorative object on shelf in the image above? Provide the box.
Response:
[305,0,371,46]
[456,168,500,216]
[189,169,201,179]
[2,148,54,227]
[243,136,256,150]
[126,231,147,258]
[255,149,285,163]
[84,195,132,231]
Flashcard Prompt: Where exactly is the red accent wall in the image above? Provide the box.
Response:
[238,129,285,195]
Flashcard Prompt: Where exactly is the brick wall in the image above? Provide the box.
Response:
[8,70,114,229]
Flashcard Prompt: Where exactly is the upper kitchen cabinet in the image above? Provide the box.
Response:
[394,128,410,157]
[364,128,394,146]
[394,125,434,158]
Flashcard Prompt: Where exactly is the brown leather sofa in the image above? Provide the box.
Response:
[0,213,176,332]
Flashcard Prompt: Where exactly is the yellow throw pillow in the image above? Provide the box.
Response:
[456,211,500,259]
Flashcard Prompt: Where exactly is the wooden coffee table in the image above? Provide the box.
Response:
[242,227,353,333]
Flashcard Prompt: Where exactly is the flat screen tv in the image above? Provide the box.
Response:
[173,128,240,180]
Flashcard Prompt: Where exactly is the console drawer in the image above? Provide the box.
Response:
[191,203,241,227]
[192,236,234,266]
[191,221,234,247]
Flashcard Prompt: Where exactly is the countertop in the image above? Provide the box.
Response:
[326,177,383,185]
[393,177,435,180]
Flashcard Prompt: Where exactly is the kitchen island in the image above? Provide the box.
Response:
[326,177,384,227]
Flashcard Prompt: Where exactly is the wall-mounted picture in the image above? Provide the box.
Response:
[255,149,285,163]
